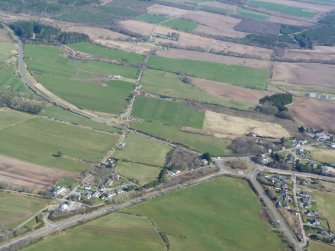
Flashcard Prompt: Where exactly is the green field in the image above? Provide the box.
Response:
[308,241,335,251]
[0,111,119,172]
[131,96,231,156]
[311,190,335,231]
[147,56,269,90]
[306,146,335,163]
[161,18,198,32]
[0,192,48,229]
[69,42,144,65]
[132,96,204,128]
[235,7,270,20]
[23,177,285,251]
[249,0,316,18]
[114,133,171,167]
[0,42,30,94]
[137,14,169,24]
[0,108,31,129]
[116,161,161,185]
[142,69,248,109]
[25,45,137,114]
[131,120,231,156]
[42,106,121,134]
[0,42,15,62]
[24,213,165,251]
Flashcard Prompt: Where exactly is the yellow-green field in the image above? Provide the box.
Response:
[0,192,49,229]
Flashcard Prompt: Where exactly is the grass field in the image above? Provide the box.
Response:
[25,45,137,114]
[0,111,119,172]
[308,241,335,251]
[123,176,285,250]
[306,146,335,163]
[132,96,205,128]
[249,0,316,18]
[114,133,171,167]
[24,213,165,251]
[23,177,285,251]
[137,14,169,24]
[69,42,144,65]
[0,108,31,129]
[42,106,121,134]
[161,18,198,32]
[147,56,269,90]
[116,161,161,185]
[311,190,335,231]
[235,7,270,20]
[141,69,248,109]
[131,121,232,156]
[0,43,15,62]
[0,192,48,229]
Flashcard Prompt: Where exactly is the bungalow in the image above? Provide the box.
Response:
[310,218,321,227]
[53,186,66,197]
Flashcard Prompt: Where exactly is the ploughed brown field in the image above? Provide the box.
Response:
[272,62,335,90]
[284,46,335,61]
[191,78,269,106]
[0,155,77,191]
[290,97,335,131]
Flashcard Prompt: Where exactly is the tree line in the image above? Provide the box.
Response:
[10,21,89,45]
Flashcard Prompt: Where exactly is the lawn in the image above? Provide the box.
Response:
[249,0,316,18]
[23,177,285,251]
[42,106,121,134]
[147,56,269,90]
[69,42,144,65]
[137,14,169,24]
[25,45,137,114]
[306,146,335,163]
[141,69,249,109]
[0,192,48,229]
[132,96,205,128]
[24,213,165,251]
[0,114,119,172]
[131,120,232,156]
[161,18,198,32]
[115,161,161,185]
[114,133,171,167]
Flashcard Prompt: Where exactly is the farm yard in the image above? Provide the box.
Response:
[0,110,119,172]
[25,44,138,115]
[0,192,49,229]
[22,177,286,251]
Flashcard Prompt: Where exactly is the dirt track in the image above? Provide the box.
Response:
[0,155,77,191]
[290,97,335,131]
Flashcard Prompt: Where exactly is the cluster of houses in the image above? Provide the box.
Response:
[106,74,122,80]
[298,191,313,209]
[264,175,292,208]
[152,32,179,41]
